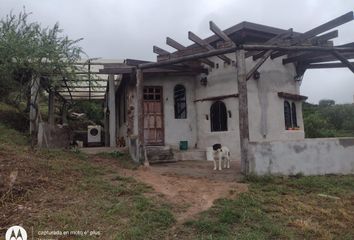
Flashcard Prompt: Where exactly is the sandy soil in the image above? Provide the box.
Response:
[93,158,248,222]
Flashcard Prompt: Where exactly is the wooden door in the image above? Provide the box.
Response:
[143,86,164,145]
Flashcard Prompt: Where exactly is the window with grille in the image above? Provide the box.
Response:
[210,101,227,132]
[284,101,292,130]
[284,101,298,130]
[174,85,187,119]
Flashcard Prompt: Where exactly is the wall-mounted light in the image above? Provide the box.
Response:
[228,110,232,118]
[200,73,208,86]
[205,114,209,120]
[253,70,260,80]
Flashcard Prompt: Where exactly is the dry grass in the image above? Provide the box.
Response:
[0,123,174,240]
[176,175,354,239]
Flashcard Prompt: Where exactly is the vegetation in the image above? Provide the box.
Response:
[71,100,103,125]
[303,100,354,138]
[0,119,175,240]
[177,175,354,239]
[0,9,83,112]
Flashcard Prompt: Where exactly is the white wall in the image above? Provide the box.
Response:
[144,75,198,150]
[248,138,354,175]
[121,52,306,160]
[194,53,304,159]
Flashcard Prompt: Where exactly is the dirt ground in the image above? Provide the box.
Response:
[92,158,248,222]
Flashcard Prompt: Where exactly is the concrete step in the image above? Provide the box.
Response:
[146,146,176,164]
[173,149,207,161]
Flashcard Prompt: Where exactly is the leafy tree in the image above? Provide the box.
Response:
[0,9,84,104]
[303,101,354,138]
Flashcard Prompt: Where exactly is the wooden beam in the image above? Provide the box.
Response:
[246,50,273,80]
[295,11,353,44]
[194,93,238,102]
[139,44,354,70]
[188,31,231,64]
[236,49,249,175]
[278,92,308,101]
[57,90,107,93]
[209,21,233,42]
[60,86,106,89]
[310,30,338,44]
[166,37,185,50]
[283,43,354,64]
[307,62,354,69]
[74,62,124,66]
[66,79,108,82]
[272,12,354,59]
[63,95,105,98]
[153,46,170,55]
[125,59,152,66]
[331,50,354,73]
[166,37,215,67]
[246,28,293,59]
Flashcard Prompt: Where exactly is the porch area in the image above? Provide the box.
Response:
[150,160,242,182]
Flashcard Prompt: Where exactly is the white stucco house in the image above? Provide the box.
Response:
[104,21,309,163]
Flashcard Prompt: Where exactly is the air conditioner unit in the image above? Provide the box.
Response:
[87,125,102,143]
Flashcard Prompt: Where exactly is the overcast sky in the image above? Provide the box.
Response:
[1,0,354,104]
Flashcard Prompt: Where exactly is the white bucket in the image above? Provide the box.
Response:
[206,147,214,161]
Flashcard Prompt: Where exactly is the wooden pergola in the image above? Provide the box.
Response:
[30,60,122,144]
[102,12,354,173]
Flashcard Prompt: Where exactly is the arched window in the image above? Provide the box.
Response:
[174,85,187,119]
[284,101,292,130]
[291,102,298,127]
[210,101,227,132]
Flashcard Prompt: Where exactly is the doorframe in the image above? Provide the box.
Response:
[143,85,165,146]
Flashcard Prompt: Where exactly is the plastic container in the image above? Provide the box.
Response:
[179,141,188,150]
[206,147,214,161]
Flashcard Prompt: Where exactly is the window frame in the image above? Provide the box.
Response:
[174,84,187,119]
[284,100,299,130]
[210,101,228,132]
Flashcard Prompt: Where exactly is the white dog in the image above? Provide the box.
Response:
[212,144,231,171]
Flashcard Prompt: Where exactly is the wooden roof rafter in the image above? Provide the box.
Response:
[143,11,354,79]
[270,11,354,60]
[187,31,231,64]
[166,37,215,67]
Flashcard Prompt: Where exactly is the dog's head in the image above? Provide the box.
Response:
[212,144,222,152]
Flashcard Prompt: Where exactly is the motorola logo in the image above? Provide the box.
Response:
[5,226,27,240]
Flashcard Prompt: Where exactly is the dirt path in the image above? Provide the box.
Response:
[92,157,248,222]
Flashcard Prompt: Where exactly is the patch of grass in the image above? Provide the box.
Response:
[96,151,139,170]
[177,175,354,239]
[0,123,28,146]
[0,102,28,132]
[0,122,174,239]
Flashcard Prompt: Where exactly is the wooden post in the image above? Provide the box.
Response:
[103,96,110,147]
[236,50,250,174]
[30,77,40,135]
[62,102,68,125]
[48,90,55,125]
[108,74,116,147]
[136,69,148,165]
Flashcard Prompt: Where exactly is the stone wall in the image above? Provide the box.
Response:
[38,122,71,148]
